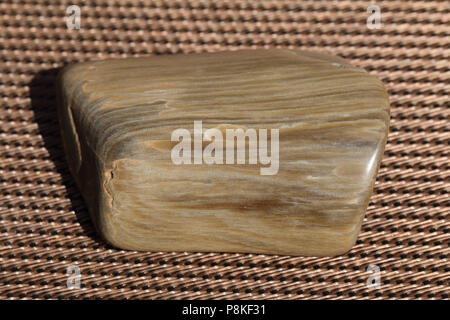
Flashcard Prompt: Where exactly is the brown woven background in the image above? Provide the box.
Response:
[0,0,448,300]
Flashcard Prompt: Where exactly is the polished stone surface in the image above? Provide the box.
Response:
[57,49,389,256]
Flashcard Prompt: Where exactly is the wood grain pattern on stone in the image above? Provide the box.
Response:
[57,49,390,256]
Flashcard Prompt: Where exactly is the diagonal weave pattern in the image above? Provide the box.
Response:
[0,0,448,300]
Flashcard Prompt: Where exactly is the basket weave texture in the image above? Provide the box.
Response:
[0,0,448,299]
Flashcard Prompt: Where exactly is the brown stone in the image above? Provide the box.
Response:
[57,49,389,256]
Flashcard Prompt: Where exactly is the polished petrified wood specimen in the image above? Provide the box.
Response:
[57,49,389,256]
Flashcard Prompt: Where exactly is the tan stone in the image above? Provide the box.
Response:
[57,49,389,256]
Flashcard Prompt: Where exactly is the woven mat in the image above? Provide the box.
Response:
[0,0,448,300]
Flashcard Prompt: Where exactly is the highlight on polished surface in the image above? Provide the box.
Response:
[57,49,390,256]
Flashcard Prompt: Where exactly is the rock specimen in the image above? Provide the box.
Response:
[57,49,389,256]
